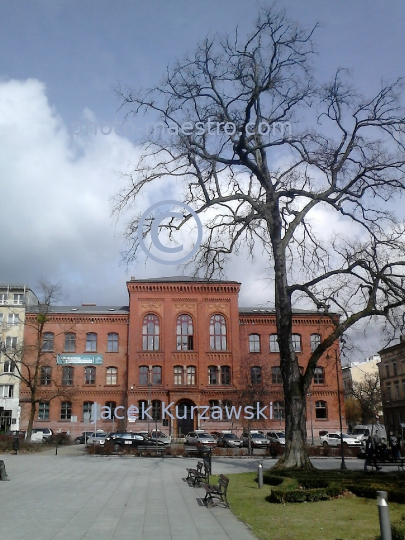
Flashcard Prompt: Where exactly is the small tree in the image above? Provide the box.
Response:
[0,282,76,441]
[349,372,381,425]
[344,396,362,433]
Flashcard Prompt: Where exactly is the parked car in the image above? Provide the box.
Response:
[185,431,217,447]
[105,432,147,451]
[216,432,243,448]
[267,431,286,446]
[86,433,107,446]
[31,428,53,440]
[75,431,100,444]
[148,430,171,446]
[320,432,362,448]
[241,431,269,448]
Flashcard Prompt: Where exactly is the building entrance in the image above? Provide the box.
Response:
[176,401,195,437]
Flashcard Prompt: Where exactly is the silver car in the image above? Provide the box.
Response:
[242,432,269,448]
[185,431,217,447]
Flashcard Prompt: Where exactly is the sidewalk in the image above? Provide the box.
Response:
[0,446,257,540]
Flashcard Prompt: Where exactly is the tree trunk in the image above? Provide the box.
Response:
[26,401,36,442]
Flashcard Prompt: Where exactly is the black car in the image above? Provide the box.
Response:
[105,432,147,451]
[75,431,97,444]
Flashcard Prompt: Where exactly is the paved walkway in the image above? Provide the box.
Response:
[0,446,258,540]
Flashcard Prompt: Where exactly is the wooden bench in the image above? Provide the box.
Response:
[203,474,229,507]
[137,445,166,457]
[186,461,210,486]
[184,446,200,457]
[371,458,405,471]
[186,460,203,480]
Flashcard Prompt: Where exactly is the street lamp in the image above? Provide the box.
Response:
[307,391,314,445]
[327,349,347,470]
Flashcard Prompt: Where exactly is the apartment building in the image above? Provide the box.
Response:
[378,339,405,434]
[0,284,38,431]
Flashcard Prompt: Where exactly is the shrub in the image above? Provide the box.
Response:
[392,515,405,540]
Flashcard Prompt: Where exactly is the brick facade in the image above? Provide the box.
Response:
[19,277,344,438]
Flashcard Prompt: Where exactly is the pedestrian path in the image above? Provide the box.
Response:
[0,447,257,540]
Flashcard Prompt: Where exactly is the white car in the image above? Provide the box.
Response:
[267,431,286,446]
[320,432,362,448]
[86,433,107,446]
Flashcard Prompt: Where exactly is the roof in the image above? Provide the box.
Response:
[27,305,129,315]
[239,307,323,315]
[128,275,240,284]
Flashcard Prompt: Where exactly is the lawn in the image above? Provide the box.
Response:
[225,472,405,540]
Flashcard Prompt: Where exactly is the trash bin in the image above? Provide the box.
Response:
[12,436,19,453]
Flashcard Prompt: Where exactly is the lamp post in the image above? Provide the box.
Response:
[147,366,152,434]
[307,391,314,445]
[327,349,347,470]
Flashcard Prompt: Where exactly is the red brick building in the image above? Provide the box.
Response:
[19,277,344,439]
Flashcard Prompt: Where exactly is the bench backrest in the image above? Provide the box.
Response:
[219,474,229,491]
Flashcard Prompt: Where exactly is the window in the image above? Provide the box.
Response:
[13,294,23,305]
[83,401,94,422]
[0,293,7,304]
[272,366,282,384]
[138,400,148,420]
[84,366,96,385]
[249,334,260,352]
[221,366,231,385]
[209,314,227,351]
[208,366,219,385]
[62,366,74,386]
[107,333,119,352]
[106,367,117,385]
[64,333,76,352]
[315,400,328,419]
[386,383,392,400]
[3,360,16,373]
[395,382,400,399]
[7,313,19,325]
[152,366,162,385]
[385,364,390,377]
[40,366,52,385]
[187,365,196,385]
[152,400,162,420]
[222,400,232,414]
[209,400,220,413]
[269,334,279,353]
[105,401,117,416]
[292,334,301,352]
[251,366,262,385]
[42,332,54,352]
[139,366,149,385]
[313,367,325,384]
[176,314,194,350]
[142,314,160,351]
[5,336,17,349]
[273,401,285,420]
[60,402,72,420]
[174,366,183,385]
[393,362,398,376]
[0,385,13,398]
[310,333,321,352]
[86,333,97,352]
[0,313,2,324]
[38,401,49,420]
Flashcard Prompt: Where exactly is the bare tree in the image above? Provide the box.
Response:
[114,6,405,468]
[348,372,382,426]
[0,282,75,441]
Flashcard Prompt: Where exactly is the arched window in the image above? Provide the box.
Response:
[142,314,160,351]
[62,366,74,386]
[315,400,328,419]
[64,332,76,352]
[251,366,262,385]
[83,401,94,422]
[313,367,325,384]
[40,366,52,385]
[152,400,162,420]
[42,332,54,352]
[187,366,196,385]
[84,366,96,385]
[221,366,231,385]
[106,367,118,385]
[269,334,279,353]
[176,314,194,350]
[208,366,219,385]
[86,332,97,352]
[152,365,162,385]
[272,366,282,384]
[107,333,119,352]
[273,401,285,420]
[292,334,301,352]
[60,401,72,420]
[139,366,149,386]
[209,314,227,351]
[174,366,183,385]
[249,334,260,352]
[222,400,232,415]
[138,400,148,420]
[310,333,321,352]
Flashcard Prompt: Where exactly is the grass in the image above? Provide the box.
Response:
[223,471,405,540]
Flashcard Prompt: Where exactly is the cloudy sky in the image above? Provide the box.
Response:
[1,0,404,359]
